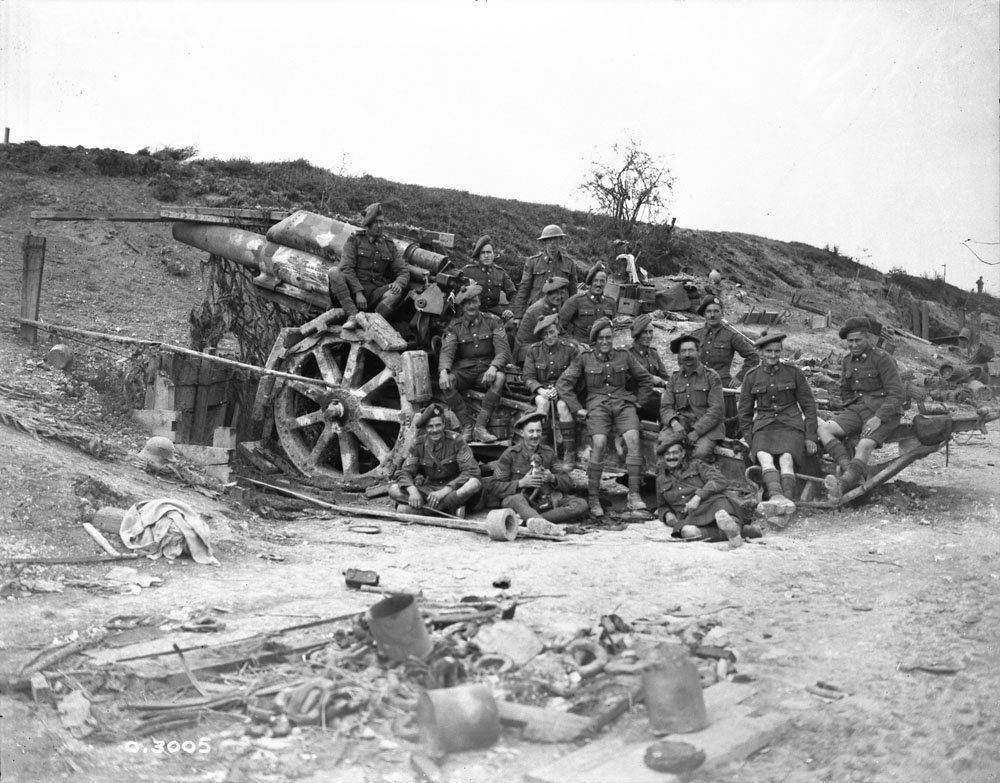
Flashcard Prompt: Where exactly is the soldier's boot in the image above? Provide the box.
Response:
[587,461,605,518]
[440,388,473,440]
[761,469,790,503]
[374,288,404,319]
[327,268,360,329]
[840,459,868,492]
[741,523,764,539]
[542,497,589,525]
[714,510,744,549]
[625,456,647,512]
[759,468,795,518]
[780,472,798,501]
[558,422,577,464]
[824,440,852,474]
[472,390,501,443]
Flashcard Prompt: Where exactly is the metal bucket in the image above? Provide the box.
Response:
[417,683,500,757]
[368,594,432,662]
[642,645,709,735]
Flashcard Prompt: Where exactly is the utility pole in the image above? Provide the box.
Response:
[940,264,946,282]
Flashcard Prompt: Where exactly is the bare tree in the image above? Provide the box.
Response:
[579,137,675,240]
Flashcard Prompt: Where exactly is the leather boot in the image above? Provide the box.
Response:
[626,455,647,511]
[780,472,797,500]
[824,440,851,473]
[558,422,577,463]
[587,461,604,518]
[473,390,501,443]
[840,458,867,492]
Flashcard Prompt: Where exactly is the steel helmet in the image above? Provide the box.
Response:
[537,224,566,241]
[139,436,175,465]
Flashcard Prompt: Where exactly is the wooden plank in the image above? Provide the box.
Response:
[213,427,237,449]
[20,234,46,344]
[30,207,291,224]
[174,444,232,466]
[30,210,163,222]
[528,683,788,783]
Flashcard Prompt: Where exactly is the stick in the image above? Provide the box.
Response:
[171,643,208,697]
[9,317,337,390]
[82,523,123,557]
[1,553,137,565]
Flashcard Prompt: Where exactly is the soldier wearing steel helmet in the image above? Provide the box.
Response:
[511,225,579,319]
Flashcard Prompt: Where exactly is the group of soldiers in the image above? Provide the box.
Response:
[325,203,904,542]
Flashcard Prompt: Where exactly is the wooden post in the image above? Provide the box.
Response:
[3,128,10,144]
[20,234,46,344]
[921,301,930,340]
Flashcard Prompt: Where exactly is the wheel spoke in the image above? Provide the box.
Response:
[358,404,405,423]
[313,347,343,385]
[339,432,359,475]
[291,410,327,430]
[342,343,366,387]
[287,379,328,405]
[353,368,394,400]
[354,422,391,461]
[305,425,338,468]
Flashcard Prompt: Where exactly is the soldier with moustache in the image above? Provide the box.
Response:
[556,317,655,517]
[484,411,588,530]
[660,333,726,461]
[388,403,482,515]
[522,313,580,462]
[691,295,759,387]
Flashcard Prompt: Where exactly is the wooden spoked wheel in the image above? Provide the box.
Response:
[273,335,417,482]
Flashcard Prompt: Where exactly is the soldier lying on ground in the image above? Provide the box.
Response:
[654,438,761,546]
[388,404,482,515]
[628,313,671,421]
[737,333,818,507]
[513,276,569,363]
[556,317,655,518]
[327,202,409,331]
[560,263,617,345]
[484,411,588,531]
[438,283,511,444]
[522,313,579,462]
[660,333,726,461]
[818,316,904,496]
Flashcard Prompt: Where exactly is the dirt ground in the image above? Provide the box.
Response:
[1,172,999,783]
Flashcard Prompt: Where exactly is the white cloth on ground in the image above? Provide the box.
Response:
[119,498,220,565]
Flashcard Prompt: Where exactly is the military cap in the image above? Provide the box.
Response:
[514,411,546,430]
[656,429,687,455]
[542,276,569,294]
[454,283,483,307]
[534,312,560,336]
[360,202,383,228]
[838,316,874,340]
[630,313,653,338]
[414,403,447,428]
[696,295,723,316]
[586,263,607,286]
[669,332,700,354]
[139,436,176,466]
[471,235,492,259]
[589,317,613,343]
[754,332,787,350]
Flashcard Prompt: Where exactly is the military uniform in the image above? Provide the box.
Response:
[656,458,744,537]
[439,312,511,387]
[512,252,578,318]
[328,230,408,316]
[832,345,903,445]
[737,360,818,465]
[485,442,587,524]
[462,262,516,318]
[556,346,653,437]
[559,292,617,343]
[691,323,759,386]
[660,361,725,460]
[628,343,670,421]
[394,430,481,510]
[514,297,562,363]
[523,339,578,395]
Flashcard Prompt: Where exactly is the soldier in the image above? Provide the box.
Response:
[655,439,760,546]
[660,334,726,461]
[438,283,511,444]
[691,295,759,387]
[388,403,482,515]
[513,276,570,363]
[556,317,655,517]
[327,202,409,330]
[628,313,670,421]
[522,314,579,461]
[485,411,588,528]
[511,225,579,319]
[560,264,617,344]
[737,333,818,507]
[818,316,904,495]
[462,235,516,322]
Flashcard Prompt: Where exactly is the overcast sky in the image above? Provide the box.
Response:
[2,0,998,292]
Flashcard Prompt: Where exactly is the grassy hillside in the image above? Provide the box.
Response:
[2,141,996,331]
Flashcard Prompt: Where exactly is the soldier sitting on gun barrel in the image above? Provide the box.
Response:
[388,404,482,516]
[327,202,409,330]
